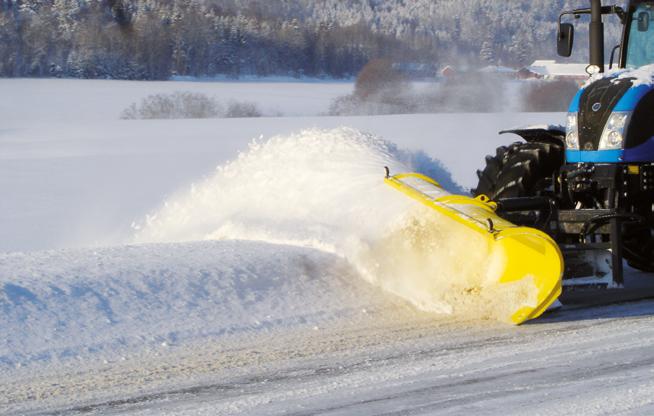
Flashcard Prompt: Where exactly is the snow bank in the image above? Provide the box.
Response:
[134,128,526,322]
[0,241,391,368]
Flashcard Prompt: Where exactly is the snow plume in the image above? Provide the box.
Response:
[134,128,517,321]
[356,206,539,322]
[134,128,418,248]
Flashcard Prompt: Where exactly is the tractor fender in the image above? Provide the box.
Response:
[499,127,566,147]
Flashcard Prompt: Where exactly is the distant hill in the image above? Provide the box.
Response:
[0,0,622,80]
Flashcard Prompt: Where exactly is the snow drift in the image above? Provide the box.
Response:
[0,241,393,367]
[135,128,521,321]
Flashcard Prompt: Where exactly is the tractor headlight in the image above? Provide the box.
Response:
[566,113,579,150]
[599,112,631,150]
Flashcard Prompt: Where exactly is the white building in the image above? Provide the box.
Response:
[526,60,589,81]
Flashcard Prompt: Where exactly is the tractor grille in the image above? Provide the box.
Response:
[578,77,633,150]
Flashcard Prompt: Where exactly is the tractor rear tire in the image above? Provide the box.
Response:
[624,229,654,272]
[473,141,564,200]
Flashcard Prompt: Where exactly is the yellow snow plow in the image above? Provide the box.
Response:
[384,170,563,324]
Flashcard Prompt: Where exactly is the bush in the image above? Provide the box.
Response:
[522,79,580,112]
[121,91,223,119]
[225,100,262,118]
[329,71,509,116]
[328,95,361,116]
[328,94,417,116]
[354,59,407,100]
[121,92,263,119]
[329,58,416,116]
[406,72,508,113]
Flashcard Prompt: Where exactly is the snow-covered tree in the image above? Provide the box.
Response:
[0,0,613,80]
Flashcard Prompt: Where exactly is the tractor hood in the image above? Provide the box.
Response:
[567,65,654,163]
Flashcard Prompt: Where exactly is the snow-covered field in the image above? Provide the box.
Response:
[2,79,654,415]
[0,78,353,122]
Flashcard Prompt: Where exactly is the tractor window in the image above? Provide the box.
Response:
[626,3,654,68]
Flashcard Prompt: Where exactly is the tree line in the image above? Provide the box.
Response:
[0,0,616,80]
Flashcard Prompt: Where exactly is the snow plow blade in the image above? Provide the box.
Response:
[384,172,563,324]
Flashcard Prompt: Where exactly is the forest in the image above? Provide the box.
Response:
[0,0,620,80]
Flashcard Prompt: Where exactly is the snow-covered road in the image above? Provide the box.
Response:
[6,283,654,415]
[123,302,654,416]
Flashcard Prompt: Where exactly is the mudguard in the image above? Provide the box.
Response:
[499,126,566,147]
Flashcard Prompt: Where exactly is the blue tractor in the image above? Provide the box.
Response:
[474,0,654,291]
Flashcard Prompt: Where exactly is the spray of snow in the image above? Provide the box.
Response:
[135,128,414,250]
[134,128,524,322]
[356,205,539,321]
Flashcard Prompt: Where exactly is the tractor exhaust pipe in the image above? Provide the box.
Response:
[590,0,605,73]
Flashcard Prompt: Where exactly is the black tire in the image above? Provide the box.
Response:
[624,227,654,272]
[473,141,564,200]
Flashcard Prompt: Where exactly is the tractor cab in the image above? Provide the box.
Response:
[625,2,654,68]
[558,0,654,71]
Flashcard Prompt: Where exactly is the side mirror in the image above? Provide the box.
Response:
[558,23,575,57]
[638,12,650,32]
